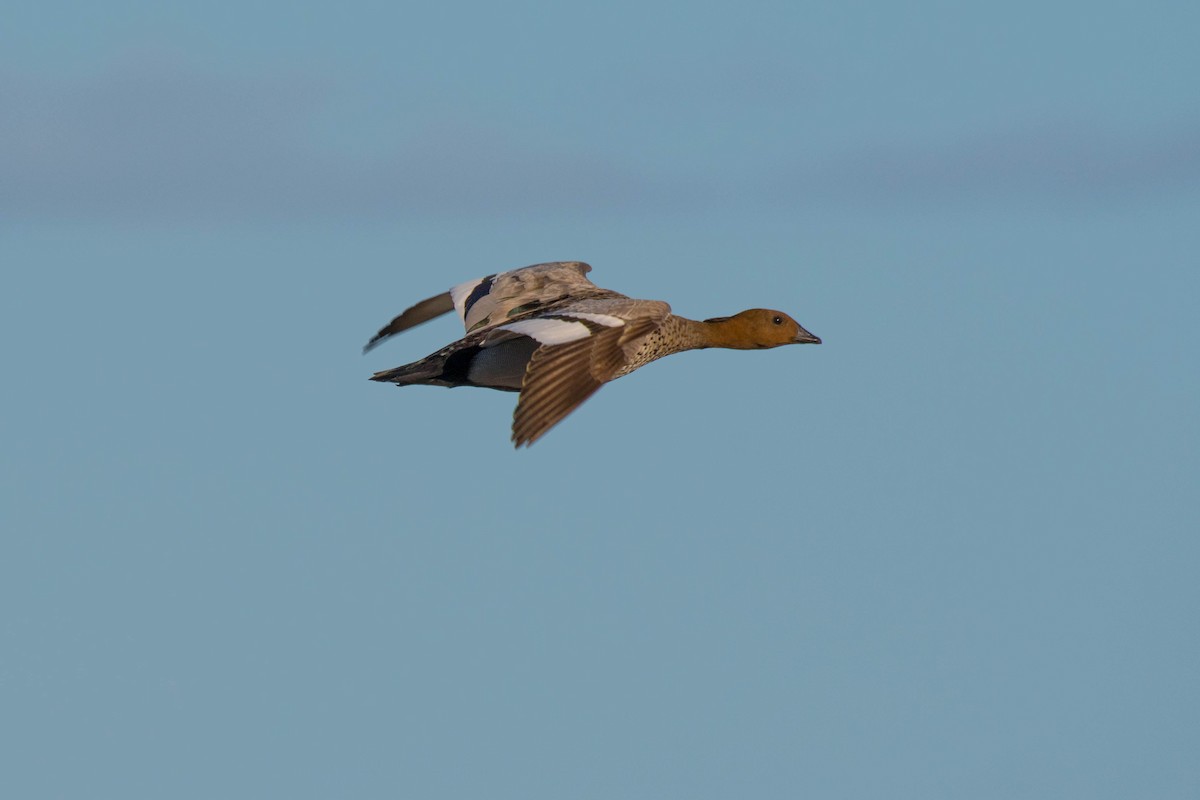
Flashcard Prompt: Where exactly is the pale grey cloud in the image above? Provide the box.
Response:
[2,62,1197,223]
[772,119,1200,207]
[0,61,669,222]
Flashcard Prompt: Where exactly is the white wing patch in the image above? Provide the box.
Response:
[556,312,625,327]
[500,318,591,345]
[450,276,490,321]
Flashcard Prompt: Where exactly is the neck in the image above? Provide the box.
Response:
[678,316,753,350]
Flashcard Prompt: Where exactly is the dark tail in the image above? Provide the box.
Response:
[370,356,450,386]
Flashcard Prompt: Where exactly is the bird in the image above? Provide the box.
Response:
[365,261,821,447]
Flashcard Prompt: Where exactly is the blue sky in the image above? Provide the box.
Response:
[3,1,1198,798]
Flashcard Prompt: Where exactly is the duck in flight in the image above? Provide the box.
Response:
[365,261,821,447]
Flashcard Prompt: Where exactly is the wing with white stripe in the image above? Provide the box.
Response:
[451,262,620,334]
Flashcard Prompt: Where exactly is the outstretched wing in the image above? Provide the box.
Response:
[362,292,454,353]
[451,261,621,335]
[363,261,618,354]
[509,309,666,447]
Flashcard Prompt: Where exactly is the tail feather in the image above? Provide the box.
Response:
[370,357,449,386]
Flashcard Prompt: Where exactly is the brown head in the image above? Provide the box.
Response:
[701,309,822,349]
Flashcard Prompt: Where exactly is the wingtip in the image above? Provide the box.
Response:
[511,429,540,448]
[362,291,456,355]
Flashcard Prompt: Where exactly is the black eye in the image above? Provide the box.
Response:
[772,315,783,325]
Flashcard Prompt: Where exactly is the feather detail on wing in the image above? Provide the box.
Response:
[451,262,622,334]
[363,262,619,353]
[511,314,662,447]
